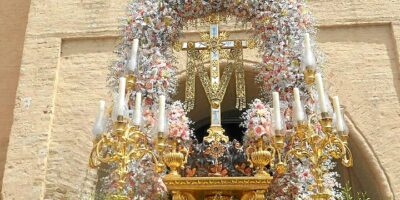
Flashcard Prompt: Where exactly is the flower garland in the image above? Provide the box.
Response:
[167,101,193,141]
[108,0,317,135]
[109,0,315,100]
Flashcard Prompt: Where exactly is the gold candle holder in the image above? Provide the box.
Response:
[114,116,127,136]
[273,131,285,150]
[304,67,316,85]
[319,113,333,134]
[295,121,308,140]
[273,131,287,175]
[126,74,136,90]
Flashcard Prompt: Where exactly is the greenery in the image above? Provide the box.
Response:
[342,182,370,200]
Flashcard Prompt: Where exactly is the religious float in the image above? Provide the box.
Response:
[88,1,353,199]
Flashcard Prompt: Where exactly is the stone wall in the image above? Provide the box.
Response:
[0,0,31,193]
[1,0,400,199]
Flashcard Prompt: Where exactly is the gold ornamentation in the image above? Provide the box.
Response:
[164,151,185,178]
[205,192,233,200]
[203,13,227,24]
[204,126,229,143]
[310,193,331,200]
[207,141,226,159]
[247,138,273,178]
[279,114,353,197]
[173,42,183,52]
[89,121,161,197]
[171,191,196,200]
[231,48,246,110]
[163,140,189,178]
[304,67,316,85]
[184,49,198,111]
[126,74,136,90]
[107,194,129,200]
[182,14,250,120]
[251,150,272,177]
[164,177,271,200]
[247,38,257,49]
[163,176,272,191]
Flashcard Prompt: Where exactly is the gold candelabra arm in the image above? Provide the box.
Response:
[95,136,116,164]
[325,135,353,167]
[89,145,101,168]
[285,148,311,161]
[341,144,353,167]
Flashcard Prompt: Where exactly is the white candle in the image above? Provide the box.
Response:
[333,96,345,131]
[92,100,106,136]
[293,88,305,122]
[133,92,142,126]
[117,77,126,116]
[273,92,282,130]
[303,33,316,68]
[128,39,139,72]
[315,73,328,113]
[158,95,166,133]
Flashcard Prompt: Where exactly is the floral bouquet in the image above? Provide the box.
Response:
[167,101,193,141]
[241,99,273,140]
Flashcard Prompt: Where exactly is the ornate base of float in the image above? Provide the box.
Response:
[163,176,273,200]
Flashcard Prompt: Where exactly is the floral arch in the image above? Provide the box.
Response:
[110,0,315,103]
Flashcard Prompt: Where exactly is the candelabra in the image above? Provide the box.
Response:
[89,75,191,200]
[89,116,158,199]
[267,72,353,200]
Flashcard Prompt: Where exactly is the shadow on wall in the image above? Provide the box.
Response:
[0,0,32,193]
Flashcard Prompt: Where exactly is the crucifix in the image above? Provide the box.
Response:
[175,13,255,142]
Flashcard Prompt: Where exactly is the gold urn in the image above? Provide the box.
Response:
[163,151,184,177]
[251,150,272,177]
[163,140,185,178]
[250,137,272,177]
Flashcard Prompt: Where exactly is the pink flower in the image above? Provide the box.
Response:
[255,103,265,109]
[170,127,179,137]
[254,125,266,136]
[260,118,267,125]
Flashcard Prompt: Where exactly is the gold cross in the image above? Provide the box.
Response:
[174,13,256,141]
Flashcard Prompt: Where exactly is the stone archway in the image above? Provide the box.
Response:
[337,113,394,199]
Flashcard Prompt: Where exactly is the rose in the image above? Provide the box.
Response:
[255,103,265,109]
[254,125,266,137]
[260,117,267,125]
[169,127,179,137]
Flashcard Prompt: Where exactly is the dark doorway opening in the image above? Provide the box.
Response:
[192,110,246,143]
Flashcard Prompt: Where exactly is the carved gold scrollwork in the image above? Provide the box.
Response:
[241,190,266,200]
[171,191,196,200]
